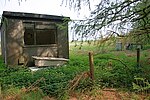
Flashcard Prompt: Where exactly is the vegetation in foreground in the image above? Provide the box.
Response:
[0,42,150,100]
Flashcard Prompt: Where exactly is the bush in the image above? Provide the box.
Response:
[0,48,149,98]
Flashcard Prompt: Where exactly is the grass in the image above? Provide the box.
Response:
[0,41,150,99]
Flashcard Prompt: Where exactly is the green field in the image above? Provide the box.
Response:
[0,42,150,100]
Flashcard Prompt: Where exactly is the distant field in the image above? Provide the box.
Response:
[69,41,115,55]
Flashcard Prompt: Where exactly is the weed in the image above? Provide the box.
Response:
[133,77,150,94]
[0,42,149,99]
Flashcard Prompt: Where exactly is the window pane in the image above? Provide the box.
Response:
[36,30,56,45]
[24,29,34,45]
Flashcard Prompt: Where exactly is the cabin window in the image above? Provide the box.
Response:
[24,22,57,45]
[24,29,34,45]
[36,30,56,45]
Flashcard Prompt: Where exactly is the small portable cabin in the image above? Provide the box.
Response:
[1,11,69,66]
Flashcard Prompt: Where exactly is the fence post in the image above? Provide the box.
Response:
[137,48,140,67]
[89,52,94,80]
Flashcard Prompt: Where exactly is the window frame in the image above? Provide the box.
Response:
[23,21,57,46]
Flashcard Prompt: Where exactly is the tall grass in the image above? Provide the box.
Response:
[0,41,149,99]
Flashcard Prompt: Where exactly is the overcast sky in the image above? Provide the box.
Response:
[0,0,100,41]
[0,0,99,20]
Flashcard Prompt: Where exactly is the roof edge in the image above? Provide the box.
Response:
[2,11,70,21]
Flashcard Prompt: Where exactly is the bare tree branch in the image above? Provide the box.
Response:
[64,0,150,44]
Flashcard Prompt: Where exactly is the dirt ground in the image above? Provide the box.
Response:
[2,88,149,100]
[69,88,150,100]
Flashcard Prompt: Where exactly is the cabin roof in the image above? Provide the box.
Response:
[2,11,70,21]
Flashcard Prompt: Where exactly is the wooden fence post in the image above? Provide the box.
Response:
[89,52,94,80]
[137,48,140,67]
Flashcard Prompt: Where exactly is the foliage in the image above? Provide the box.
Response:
[1,86,45,100]
[63,0,150,45]
[0,58,88,99]
[61,0,91,11]
[131,0,150,44]
[0,43,150,99]
[133,77,150,94]
[5,0,27,6]
[93,53,135,88]
[56,17,71,31]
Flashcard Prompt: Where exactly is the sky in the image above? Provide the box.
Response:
[0,0,99,20]
[0,0,100,41]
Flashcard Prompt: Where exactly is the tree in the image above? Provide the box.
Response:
[6,0,26,5]
[132,0,150,44]
[1,0,150,44]
[64,0,150,44]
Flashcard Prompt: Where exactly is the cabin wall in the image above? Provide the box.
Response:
[1,21,6,63]
[22,46,58,66]
[57,23,69,59]
[6,19,24,65]
[3,18,69,66]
